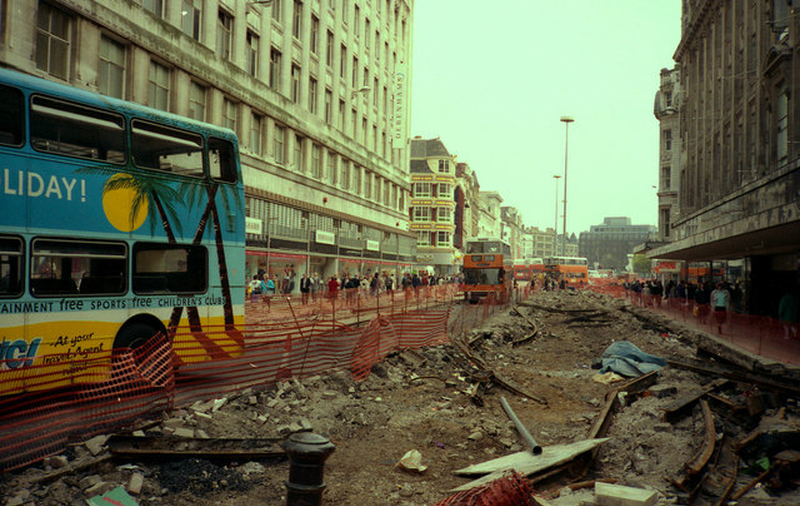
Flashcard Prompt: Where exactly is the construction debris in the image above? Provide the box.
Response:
[3,289,800,505]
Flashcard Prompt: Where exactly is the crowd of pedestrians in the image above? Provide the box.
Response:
[247,265,462,307]
[623,278,745,334]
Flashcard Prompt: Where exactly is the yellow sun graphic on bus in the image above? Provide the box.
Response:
[103,173,148,232]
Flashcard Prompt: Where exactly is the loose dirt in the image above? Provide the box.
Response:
[4,290,799,505]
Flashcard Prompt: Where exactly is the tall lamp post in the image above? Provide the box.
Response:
[560,116,574,258]
[552,175,561,256]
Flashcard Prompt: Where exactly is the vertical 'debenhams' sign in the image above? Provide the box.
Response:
[392,62,407,149]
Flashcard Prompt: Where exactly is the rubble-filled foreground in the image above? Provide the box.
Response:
[3,290,799,506]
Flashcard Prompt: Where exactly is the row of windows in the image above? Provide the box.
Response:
[412,182,453,199]
[416,231,451,248]
[245,197,392,241]
[0,84,237,182]
[411,207,453,223]
[35,2,401,163]
[0,236,208,299]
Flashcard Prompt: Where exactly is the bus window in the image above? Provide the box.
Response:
[132,120,204,177]
[30,239,126,296]
[209,137,238,183]
[30,95,125,162]
[0,236,23,297]
[133,243,207,294]
[463,268,501,285]
[0,85,24,147]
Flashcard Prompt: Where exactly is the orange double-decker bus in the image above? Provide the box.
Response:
[543,256,589,285]
[513,261,531,282]
[461,239,513,302]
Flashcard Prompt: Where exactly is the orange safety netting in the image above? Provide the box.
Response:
[430,471,538,506]
[0,284,531,472]
[585,278,800,365]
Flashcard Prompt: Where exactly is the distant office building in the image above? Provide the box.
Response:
[580,217,656,271]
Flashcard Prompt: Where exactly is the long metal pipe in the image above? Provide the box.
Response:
[500,396,542,454]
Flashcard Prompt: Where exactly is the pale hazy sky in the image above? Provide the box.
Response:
[410,1,682,236]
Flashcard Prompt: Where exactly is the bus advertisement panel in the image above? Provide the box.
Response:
[461,239,512,302]
[543,256,589,285]
[0,68,245,395]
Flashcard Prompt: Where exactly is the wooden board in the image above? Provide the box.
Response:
[452,438,610,492]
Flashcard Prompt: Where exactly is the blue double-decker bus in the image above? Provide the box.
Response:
[0,67,245,394]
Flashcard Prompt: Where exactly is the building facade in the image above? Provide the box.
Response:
[580,217,656,271]
[500,206,523,262]
[409,137,459,274]
[528,226,556,259]
[455,162,480,248]
[654,66,681,242]
[649,0,800,316]
[2,0,416,287]
[477,191,502,240]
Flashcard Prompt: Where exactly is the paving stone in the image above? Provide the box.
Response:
[79,474,103,490]
[127,473,144,495]
[84,481,113,497]
[595,482,657,506]
[84,435,109,456]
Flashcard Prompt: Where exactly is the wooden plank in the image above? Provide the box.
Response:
[452,438,609,492]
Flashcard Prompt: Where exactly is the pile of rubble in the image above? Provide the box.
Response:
[3,290,800,505]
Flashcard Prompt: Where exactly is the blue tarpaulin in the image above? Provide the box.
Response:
[598,341,666,378]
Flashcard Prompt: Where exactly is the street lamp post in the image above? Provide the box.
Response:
[552,175,561,256]
[560,116,574,258]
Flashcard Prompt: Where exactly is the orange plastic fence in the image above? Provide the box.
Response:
[0,284,527,472]
[586,279,800,366]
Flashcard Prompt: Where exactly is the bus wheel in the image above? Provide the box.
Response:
[113,322,161,351]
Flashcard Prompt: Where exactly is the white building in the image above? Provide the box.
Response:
[1,0,415,285]
[477,191,503,240]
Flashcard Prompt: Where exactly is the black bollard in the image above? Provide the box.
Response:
[282,432,336,506]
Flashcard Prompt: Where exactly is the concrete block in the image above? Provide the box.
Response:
[128,472,144,495]
[595,482,657,506]
[84,435,109,456]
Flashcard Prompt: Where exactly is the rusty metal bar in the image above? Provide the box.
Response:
[686,400,716,475]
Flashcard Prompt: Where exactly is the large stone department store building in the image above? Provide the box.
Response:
[1,0,416,286]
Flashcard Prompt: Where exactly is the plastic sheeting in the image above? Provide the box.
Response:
[597,340,666,377]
